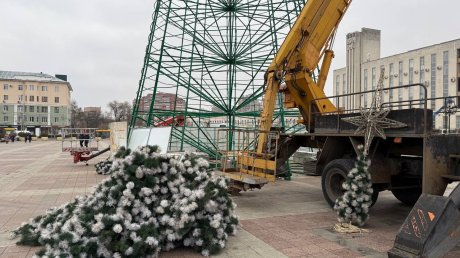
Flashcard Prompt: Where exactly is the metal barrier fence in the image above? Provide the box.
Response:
[308,83,430,134]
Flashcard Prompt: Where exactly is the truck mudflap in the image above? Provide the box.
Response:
[388,184,460,258]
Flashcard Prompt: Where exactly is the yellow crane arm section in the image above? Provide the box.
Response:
[257,0,351,154]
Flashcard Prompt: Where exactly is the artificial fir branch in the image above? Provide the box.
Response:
[334,146,373,226]
[12,145,238,257]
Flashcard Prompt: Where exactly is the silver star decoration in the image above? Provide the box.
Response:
[342,68,406,156]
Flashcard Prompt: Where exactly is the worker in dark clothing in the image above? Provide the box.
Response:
[84,133,89,148]
[79,134,84,147]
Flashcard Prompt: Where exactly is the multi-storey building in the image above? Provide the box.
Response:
[0,71,72,136]
[138,92,185,113]
[135,92,185,126]
[333,28,460,130]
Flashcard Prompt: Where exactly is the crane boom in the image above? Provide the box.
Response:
[226,0,352,184]
[257,0,351,154]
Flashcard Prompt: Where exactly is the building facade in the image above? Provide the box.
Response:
[135,92,186,126]
[0,71,72,135]
[139,92,185,113]
[333,28,460,130]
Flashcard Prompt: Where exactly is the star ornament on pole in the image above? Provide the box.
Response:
[342,67,406,156]
[342,108,406,156]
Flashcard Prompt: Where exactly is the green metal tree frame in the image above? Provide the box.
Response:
[129,0,310,172]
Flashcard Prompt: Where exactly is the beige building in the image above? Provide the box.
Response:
[333,28,460,130]
[0,71,72,135]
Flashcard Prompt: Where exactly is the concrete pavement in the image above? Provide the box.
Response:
[0,140,459,257]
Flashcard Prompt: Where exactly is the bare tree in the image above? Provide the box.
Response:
[107,101,132,122]
[98,112,114,129]
[86,109,103,128]
[70,100,87,128]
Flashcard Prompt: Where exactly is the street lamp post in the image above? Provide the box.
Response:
[19,101,26,131]
[18,85,27,132]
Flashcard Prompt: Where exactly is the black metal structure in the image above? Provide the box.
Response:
[389,184,460,258]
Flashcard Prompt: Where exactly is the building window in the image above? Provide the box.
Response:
[29,85,34,91]
[431,54,437,111]
[42,86,48,91]
[398,61,403,108]
[41,117,48,123]
[41,106,48,113]
[29,106,34,112]
[335,75,340,96]
[443,51,449,98]
[3,116,8,122]
[54,117,59,123]
[3,84,8,90]
[54,107,59,113]
[443,116,448,130]
[18,85,24,91]
[29,96,34,102]
[18,95,24,101]
[363,69,368,91]
[3,105,8,111]
[335,75,340,108]
[371,67,376,90]
[389,63,394,102]
[3,95,8,101]
[55,97,59,103]
[29,117,34,122]
[420,56,425,101]
[18,106,23,112]
[363,69,368,107]
[408,59,414,100]
[55,86,59,92]
[379,65,385,99]
[458,75,460,92]
[42,96,48,102]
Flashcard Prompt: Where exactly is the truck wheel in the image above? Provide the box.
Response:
[321,159,379,208]
[391,188,422,205]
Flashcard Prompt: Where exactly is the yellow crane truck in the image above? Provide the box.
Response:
[217,0,460,211]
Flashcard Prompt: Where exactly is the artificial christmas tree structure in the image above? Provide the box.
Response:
[333,146,374,226]
[95,147,131,175]
[12,145,238,257]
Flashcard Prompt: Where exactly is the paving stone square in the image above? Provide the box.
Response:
[1,140,460,257]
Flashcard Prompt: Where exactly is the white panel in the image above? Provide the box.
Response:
[128,127,171,154]
[109,121,128,152]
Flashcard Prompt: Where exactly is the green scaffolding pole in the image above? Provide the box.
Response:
[129,0,311,165]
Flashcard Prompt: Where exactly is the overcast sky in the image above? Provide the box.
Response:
[1,0,459,109]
